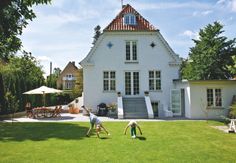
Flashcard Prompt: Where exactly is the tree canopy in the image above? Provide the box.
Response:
[0,53,45,114]
[92,25,101,45]
[0,0,51,114]
[181,22,236,80]
[0,0,51,61]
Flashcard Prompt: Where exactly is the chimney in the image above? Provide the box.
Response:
[72,61,75,66]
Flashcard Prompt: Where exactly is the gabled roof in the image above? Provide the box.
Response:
[104,4,157,31]
[59,61,78,76]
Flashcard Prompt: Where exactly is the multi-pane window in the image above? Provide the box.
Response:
[207,88,222,107]
[103,71,116,91]
[133,72,139,95]
[126,41,137,61]
[149,71,161,91]
[124,14,136,25]
[125,72,131,95]
[125,71,139,95]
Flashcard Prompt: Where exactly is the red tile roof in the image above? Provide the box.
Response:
[104,4,157,31]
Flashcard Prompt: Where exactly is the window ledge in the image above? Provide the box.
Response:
[207,107,225,110]
[149,90,162,93]
[103,91,116,93]
[125,61,139,64]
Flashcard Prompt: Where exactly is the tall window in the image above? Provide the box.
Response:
[149,71,161,91]
[124,14,136,25]
[207,88,222,107]
[103,71,116,91]
[126,41,137,61]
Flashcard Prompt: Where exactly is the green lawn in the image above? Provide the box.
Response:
[0,121,235,163]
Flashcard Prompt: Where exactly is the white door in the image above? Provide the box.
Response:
[125,71,139,96]
[171,89,181,116]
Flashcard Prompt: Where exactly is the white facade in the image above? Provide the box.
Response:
[80,4,236,119]
[174,80,236,119]
[81,31,181,113]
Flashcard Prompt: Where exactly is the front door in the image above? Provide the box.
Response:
[125,71,139,96]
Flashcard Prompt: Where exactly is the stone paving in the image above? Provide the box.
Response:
[3,113,166,123]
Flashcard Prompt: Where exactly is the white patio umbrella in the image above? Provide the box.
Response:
[23,86,63,106]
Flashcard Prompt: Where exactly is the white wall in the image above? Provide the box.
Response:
[82,31,180,112]
[189,81,236,119]
[174,80,236,119]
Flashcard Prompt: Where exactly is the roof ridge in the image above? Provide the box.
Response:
[104,4,157,31]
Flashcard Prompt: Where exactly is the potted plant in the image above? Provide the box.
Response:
[68,104,80,114]
[107,103,117,116]
[144,91,149,96]
[117,91,121,97]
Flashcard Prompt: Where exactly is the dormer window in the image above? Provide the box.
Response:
[124,13,136,25]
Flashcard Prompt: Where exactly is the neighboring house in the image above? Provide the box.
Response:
[57,61,79,90]
[80,4,236,119]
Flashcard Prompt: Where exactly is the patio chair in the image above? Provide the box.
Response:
[25,102,34,118]
[52,105,62,118]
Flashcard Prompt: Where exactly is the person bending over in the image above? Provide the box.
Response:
[82,106,110,138]
[124,120,142,138]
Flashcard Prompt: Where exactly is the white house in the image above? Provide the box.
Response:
[80,4,236,119]
[80,4,181,118]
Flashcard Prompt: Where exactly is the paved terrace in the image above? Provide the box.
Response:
[1,113,190,122]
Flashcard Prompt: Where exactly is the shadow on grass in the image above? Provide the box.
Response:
[136,136,146,141]
[99,137,111,140]
[0,122,89,142]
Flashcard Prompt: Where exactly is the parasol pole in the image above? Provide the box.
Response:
[43,91,46,107]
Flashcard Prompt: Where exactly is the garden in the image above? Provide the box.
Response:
[0,121,235,162]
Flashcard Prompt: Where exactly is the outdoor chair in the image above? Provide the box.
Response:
[26,108,34,118]
[25,102,34,118]
[52,105,62,117]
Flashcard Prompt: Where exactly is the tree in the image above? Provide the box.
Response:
[227,56,236,76]
[72,68,83,98]
[0,71,5,113]
[0,53,45,114]
[0,0,51,61]
[46,67,61,88]
[181,22,236,80]
[92,25,101,45]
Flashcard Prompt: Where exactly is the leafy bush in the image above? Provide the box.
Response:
[228,103,236,119]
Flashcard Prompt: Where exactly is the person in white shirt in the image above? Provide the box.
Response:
[124,120,142,138]
[82,106,110,138]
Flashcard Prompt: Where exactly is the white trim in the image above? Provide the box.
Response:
[125,40,138,62]
[117,96,124,119]
[124,71,140,96]
[145,96,154,118]
[171,89,182,116]
[206,88,223,108]
[148,70,161,91]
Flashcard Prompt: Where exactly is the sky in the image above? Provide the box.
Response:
[20,0,236,77]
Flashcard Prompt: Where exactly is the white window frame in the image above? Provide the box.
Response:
[149,70,161,91]
[103,71,116,92]
[125,41,137,62]
[124,13,136,25]
[206,88,223,108]
[124,71,140,96]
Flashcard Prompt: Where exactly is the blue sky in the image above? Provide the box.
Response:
[20,0,236,77]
